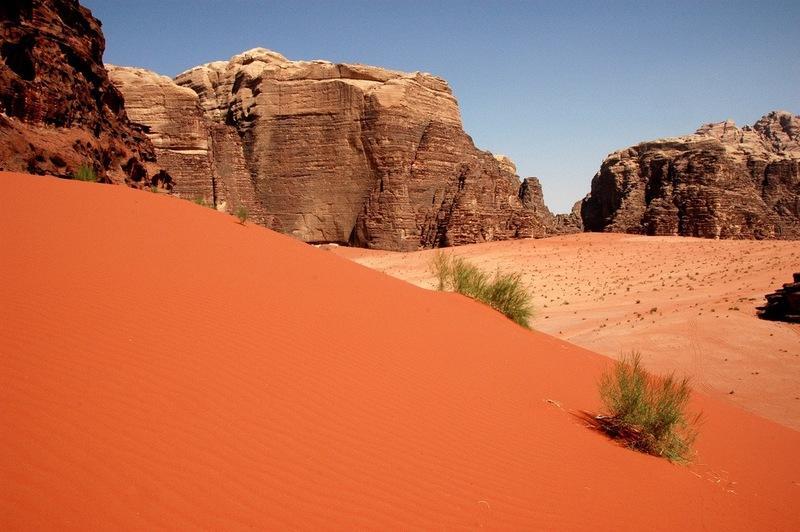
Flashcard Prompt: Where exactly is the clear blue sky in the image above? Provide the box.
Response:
[84,0,799,213]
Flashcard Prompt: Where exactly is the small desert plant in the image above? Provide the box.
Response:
[432,251,452,291]
[72,164,97,182]
[597,351,700,462]
[235,205,248,224]
[193,196,208,207]
[481,271,534,327]
[431,252,533,328]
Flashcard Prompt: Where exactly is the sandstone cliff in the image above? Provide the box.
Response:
[519,177,582,234]
[110,49,558,250]
[581,111,800,239]
[0,0,168,186]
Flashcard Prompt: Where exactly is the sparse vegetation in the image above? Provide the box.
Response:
[597,351,700,462]
[235,205,248,224]
[431,252,533,328]
[72,164,97,182]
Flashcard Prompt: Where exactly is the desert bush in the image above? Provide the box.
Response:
[432,251,451,291]
[72,164,97,182]
[235,205,248,224]
[597,351,700,462]
[481,271,534,328]
[432,252,533,328]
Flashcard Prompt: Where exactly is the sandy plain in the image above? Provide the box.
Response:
[335,234,800,430]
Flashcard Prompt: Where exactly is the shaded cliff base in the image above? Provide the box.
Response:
[335,233,800,430]
[2,172,799,530]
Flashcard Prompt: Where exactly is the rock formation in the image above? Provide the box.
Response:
[581,112,800,239]
[110,49,561,250]
[0,0,167,186]
[757,273,800,323]
[519,177,582,234]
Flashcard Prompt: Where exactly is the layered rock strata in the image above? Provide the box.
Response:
[581,111,800,239]
[0,0,167,186]
[111,49,559,250]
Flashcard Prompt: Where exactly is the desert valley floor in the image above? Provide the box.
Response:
[334,234,800,430]
[2,172,799,530]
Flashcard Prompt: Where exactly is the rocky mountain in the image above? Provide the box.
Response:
[519,177,582,234]
[0,0,168,186]
[109,49,566,250]
[581,111,800,239]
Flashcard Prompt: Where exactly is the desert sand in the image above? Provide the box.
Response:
[335,234,800,431]
[2,172,799,530]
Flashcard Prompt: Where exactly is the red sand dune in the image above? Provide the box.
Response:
[1,172,798,530]
[335,234,800,430]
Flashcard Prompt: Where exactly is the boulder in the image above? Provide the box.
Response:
[757,273,800,323]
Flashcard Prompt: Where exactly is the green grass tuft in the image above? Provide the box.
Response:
[72,164,97,182]
[431,252,533,328]
[598,351,700,462]
[235,205,248,224]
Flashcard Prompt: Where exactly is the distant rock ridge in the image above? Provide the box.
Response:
[519,177,582,234]
[581,111,800,239]
[0,0,168,186]
[110,48,568,250]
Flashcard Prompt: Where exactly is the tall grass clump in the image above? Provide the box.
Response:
[597,351,700,462]
[235,205,248,224]
[431,252,533,328]
[72,164,97,182]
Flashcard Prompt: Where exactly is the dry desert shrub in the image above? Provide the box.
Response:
[597,351,701,462]
[72,164,97,182]
[432,252,533,329]
[235,205,249,225]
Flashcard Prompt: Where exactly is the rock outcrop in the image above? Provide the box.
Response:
[0,0,168,186]
[757,273,800,323]
[519,177,582,234]
[581,112,800,239]
[110,49,558,250]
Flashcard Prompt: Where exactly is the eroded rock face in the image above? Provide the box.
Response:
[111,48,555,250]
[581,112,800,239]
[0,0,167,186]
[519,177,581,234]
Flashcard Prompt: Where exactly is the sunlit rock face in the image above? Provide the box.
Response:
[112,48,560,249]
[582,111,800,240]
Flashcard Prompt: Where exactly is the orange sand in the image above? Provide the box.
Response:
[1,172,799,530]
[336,234,800,430]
